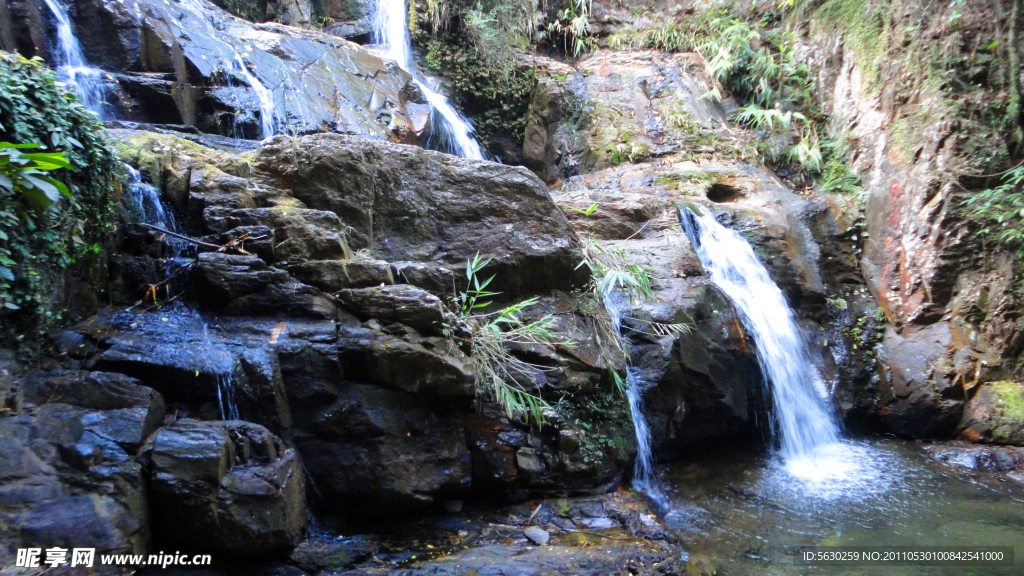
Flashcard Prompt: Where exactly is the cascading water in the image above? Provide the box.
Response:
[373,0,486,160]
[41,0,107,115]
[679,206,841,460]
[602,295,671,513]
[125,164,175,230]
[229,53,277,139]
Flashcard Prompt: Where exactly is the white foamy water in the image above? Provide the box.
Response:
[229,53,277,139]
[41,0,107,115]
[373,0,486,159]
[679,207,841,465]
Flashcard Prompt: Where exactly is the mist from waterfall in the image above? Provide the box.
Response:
[41,0,107,116]
[679,206,841,463]
[373,0,486,160]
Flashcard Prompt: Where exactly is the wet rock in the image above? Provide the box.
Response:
[148,419,306,554]
[391,261,456,295]
[922,441,1024,473]
[506,291,625,394]
[254,134,586,297]
[19,370,165,450]
[288,259,395,292]
[523,526,549,545]
[10,0,424,140]
[294,384,472,515]
[290,535,378,572]
[0,403,150,557]
[336,325,474,396]
[196,252,337,318]
[336,285,460,339]
[878,324,964,438]
[957,381,1024,446]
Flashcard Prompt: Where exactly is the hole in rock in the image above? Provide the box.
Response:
[706,183,744,203]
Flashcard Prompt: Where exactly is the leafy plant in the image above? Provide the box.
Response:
[0,53,116,344]
[550,0,596,57]
[456,254,569,427]
[962,166,1024,256]
[0,143,72,208]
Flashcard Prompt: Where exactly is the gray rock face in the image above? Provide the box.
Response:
[254,134,587,297]
[293,384,473,515]
[20,370,165,449]
[4,0,426,140]
[878,324,964,438]
[148,419,306,554]
[196,252,337,318]
[0,371,165,560]
[523,50,730,183]
[289,259,395,292]
[337,285,460,339]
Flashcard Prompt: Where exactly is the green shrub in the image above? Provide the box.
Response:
[0,53,117,346]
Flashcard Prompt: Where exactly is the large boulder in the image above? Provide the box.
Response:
[254,134,587,297]
[957,381,1024,446]
[292,384,473,516]
[0,371,164,563]
[148,419,306,554]
[877,323,965,438]
[195,252,337,318]
[19,370,165,450]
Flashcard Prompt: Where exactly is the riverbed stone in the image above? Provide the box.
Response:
[148,419,306,554]
[878,324,964,439]
[957,381,1024,446]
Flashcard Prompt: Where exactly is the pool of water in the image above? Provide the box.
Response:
[660,439,1024,575]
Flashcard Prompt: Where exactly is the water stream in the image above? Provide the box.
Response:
[602,295,671,514]
[679,207,842,468]
[229,54,278,139]
[373,0,487,160]
[41,0,107,116]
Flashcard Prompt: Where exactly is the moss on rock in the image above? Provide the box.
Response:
[959,381,1024,446]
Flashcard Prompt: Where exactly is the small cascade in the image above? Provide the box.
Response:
[679,206,841,461]
[41,0,107,115]
[201,322,240,421]
[124,164,191,285]
[603,295,670,513]
[373,0,486,160]
[229,53,277,139]
[124,164,175,230]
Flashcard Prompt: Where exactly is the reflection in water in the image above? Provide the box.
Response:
[661,439,1024,575]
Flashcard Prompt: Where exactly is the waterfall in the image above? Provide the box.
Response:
[603,295,670,513]
[124,164,191,282]
[125,164,175,230]
[41,0,107,116]
[229,53,277,139]
[679,207,841,461]
[372,0,487,160]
